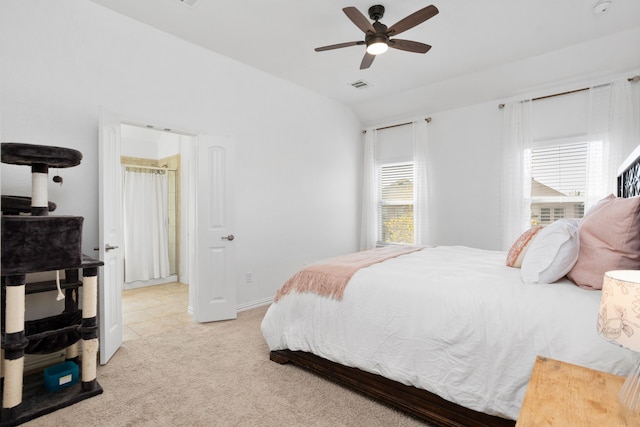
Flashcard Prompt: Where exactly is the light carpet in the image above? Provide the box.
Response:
[24,305,428,426]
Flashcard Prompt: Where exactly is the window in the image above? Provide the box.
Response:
[529,141,594,226]
[502,86,624,249]
[539,207,551,223]
[377,162,414,244]
[373,123,416,245]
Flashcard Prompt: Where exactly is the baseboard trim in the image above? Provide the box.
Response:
[124,275,179,291]
[24,351,66,375]
[237,297,273,312]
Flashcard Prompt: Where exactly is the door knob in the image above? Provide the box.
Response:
[221,235,235,241]
[105,244,119,251]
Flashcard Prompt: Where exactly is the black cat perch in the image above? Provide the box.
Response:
[0,142,103,427]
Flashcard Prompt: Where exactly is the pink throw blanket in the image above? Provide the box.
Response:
[274,245,424,302]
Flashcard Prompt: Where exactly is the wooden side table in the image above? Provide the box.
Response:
[517,355,639,426]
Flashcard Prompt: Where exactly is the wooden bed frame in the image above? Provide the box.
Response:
[269,150,640,427]
[270,350,515,427]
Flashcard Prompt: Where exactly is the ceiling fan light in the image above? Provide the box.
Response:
[366,40,388,55]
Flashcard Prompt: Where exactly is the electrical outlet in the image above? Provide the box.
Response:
[245,271,253,284]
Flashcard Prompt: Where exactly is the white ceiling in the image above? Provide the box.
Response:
[90,0,640,124]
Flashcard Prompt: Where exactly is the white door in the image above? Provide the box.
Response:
[98,109,124,364]
[194,135,237,322]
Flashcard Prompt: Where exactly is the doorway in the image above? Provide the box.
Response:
[119,123,193,340]
[120,124,181,290]
[99,110,238,364]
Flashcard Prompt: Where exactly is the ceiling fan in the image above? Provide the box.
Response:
[315,4,439,70]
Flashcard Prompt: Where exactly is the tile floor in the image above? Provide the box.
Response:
[122,281,191,341]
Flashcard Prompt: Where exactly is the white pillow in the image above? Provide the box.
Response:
[521,219,580,284]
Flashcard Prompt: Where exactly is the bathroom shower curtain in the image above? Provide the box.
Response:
[123,169,170,283]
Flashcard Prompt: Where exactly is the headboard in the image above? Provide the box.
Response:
[618,147,640,198]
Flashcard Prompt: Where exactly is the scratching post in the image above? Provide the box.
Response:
[30,164,49,216]
[1,142,103,426]
[80,271,98,391]
[63,269,80,365]
[65,345,79,364]
[1,278,27,420]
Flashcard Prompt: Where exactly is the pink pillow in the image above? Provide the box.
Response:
[567,194,640,290]
[506,226,543,268]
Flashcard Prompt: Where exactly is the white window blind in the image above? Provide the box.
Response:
[530,141,589,225]
[532,142,587,196]
[377,162,414,244]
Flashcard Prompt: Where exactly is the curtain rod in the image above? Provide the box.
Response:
[377,117,432,131]
[498,75,640,109]
[362,117,432,133]
[122,163,176,171]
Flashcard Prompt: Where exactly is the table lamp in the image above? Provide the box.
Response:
[597,270,640,417]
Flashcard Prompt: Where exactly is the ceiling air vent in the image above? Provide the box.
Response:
[350,80,372,89]
[177,0,201,8]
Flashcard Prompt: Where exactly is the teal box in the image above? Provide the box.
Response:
[44,361,79,392]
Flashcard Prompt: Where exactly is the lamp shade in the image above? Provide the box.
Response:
[597,270,640,352]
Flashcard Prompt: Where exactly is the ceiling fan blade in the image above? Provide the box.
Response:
[389,39,432,54]
[342,6,376,34]
[315,41,364,52]
[360,52,375,70]
[387,5,439,37]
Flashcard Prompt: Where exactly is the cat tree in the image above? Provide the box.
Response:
[0,142,103,426]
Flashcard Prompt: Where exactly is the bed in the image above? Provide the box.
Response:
[261,148,640,426]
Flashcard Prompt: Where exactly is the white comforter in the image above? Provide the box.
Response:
[261,246,636,420]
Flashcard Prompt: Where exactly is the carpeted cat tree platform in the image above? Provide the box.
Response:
[0,142,103,427]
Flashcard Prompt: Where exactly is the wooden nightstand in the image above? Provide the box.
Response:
[517,355,640,426]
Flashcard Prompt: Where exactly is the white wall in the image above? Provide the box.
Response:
[0,0,362,308]
[425,101,504,249]
[121,125,181,160]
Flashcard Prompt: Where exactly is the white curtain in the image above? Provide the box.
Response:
[501,78,637,248]
[123,169,170,282]
[608,78,638,173]
[413,119,429,246]
[500,100,533,250]
[359,128,377,250]
[586,78,638,210]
